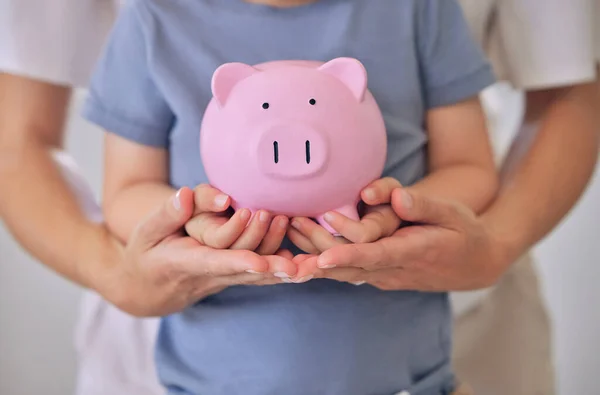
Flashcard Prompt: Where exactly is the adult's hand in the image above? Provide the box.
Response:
[96,187,297,317]
[306,186,509,291]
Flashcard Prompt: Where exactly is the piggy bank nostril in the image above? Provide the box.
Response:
[305,140,311,164]
[273,141,279,164]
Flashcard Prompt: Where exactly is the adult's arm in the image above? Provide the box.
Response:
[305,0,600,290]
[478,0,599,265]
[0,75,105,287]
[0,0,294,314]
[483,82,599,266]
[0,0,118,286]
[310,80,599,290]
[0,74,295,314]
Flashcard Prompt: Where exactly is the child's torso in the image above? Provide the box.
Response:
[144,1,451,393]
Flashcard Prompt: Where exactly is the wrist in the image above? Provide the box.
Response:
[75,222,125,295]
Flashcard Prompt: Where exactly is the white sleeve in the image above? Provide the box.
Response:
[0,0,117,87]
[489,0,597,89]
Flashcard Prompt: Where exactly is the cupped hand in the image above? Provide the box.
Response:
[305,188,507,292]
[97,187,297,317]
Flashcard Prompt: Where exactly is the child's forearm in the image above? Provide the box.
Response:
[104,182,177,242]
[407,164,499,214]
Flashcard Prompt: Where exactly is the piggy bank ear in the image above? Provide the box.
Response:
[318,58,367,102]
[212,62,259,107]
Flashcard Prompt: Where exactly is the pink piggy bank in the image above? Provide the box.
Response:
[200,58,387,234]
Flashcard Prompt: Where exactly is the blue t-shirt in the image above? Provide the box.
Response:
[83,0,494,394]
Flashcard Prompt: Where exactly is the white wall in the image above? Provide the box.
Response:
[0,87,599,394]
[535,170,600,394]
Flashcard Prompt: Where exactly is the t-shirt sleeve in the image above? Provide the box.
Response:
[81,1,174,148]
[417,0,496,109]
[491,0,596,89]
[0,0,115,87]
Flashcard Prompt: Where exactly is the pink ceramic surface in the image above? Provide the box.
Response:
[200,58,387,233]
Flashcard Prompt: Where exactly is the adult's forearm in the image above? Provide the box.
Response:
[0,137,118,289]
[0,75,121,291]
[483,82,599,265]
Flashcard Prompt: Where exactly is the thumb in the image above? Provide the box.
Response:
[391,188,457,227]
[134,187,195,247]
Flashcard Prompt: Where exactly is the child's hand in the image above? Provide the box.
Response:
[184,184,289,256]
[287,205,400,254]
[287,177,403,254]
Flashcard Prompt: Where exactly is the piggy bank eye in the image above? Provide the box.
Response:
[262,102,270,110]
[309,98,316,106]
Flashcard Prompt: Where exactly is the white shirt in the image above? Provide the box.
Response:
[0,0,116,87]
[1,0,598,394]
[461,0,597,90]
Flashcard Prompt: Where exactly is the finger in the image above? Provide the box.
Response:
[321,211,373,243]
[318,231,429,271]
[230,210,271,251]
[391,188,463,228]
[178,247,269,276]
[185,213,227,241]
[317,267,412,289]
[313,267,369,284]
[207,209,253,248]
[256,216,289,255]
[134,187,195,249]
[229,210,272,251]
[292,255,320,280]
[290,217,347,252]
[316,241,388,270]
[292,254,315,264]
[248,277,286,286]
[209,254,299,288]
[322,208,397,244]
[362,205,401,237]
[192,184,231,215]
[286,228,321,254]
[214,272,283,288]
[275,249,294,260]
[265,254,298,279]
[186,209,251,249]
[361,177,403,205]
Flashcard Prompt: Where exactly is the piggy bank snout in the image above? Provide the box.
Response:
[256,124,329,179]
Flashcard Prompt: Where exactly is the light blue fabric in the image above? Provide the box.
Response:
[83,0,495,394]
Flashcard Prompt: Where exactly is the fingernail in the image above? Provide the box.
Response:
[293,275,314,283]
[320,264,336,269]
[240,209,251,221]
[281,278,294,283]
[172,189,182,211]
[278,218,288,229]
[245,270,261,274]
[214,194,229,208]
[352,281,366,286]
[274,272,291,279]
[323,212,334,223]
[259,211,269,223]
[401,190,413,209]
[364,188,376,202]
[291,220,301,230]
[317,257,333,268]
